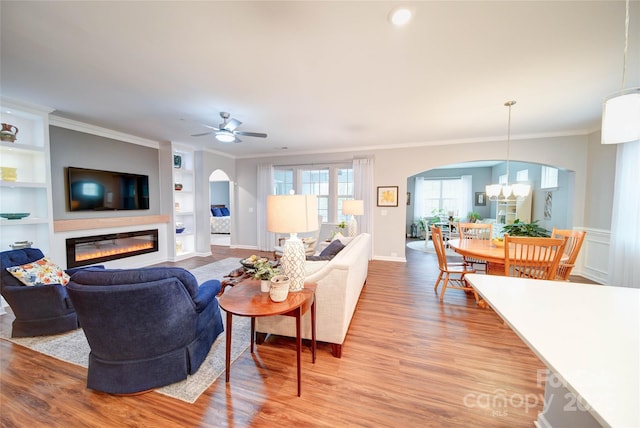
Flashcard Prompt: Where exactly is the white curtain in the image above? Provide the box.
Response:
[414,177,426,220]
[608,140,640,288]
[460,175,472,218]
[353,156,374,258]
[257,163,274,251]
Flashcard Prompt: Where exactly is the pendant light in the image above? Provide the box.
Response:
[602,0,640,145]
[486,101,530,201]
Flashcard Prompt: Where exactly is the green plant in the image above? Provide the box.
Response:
[467,211,482,222]
[247,259,280,281]
[501,219,550,237]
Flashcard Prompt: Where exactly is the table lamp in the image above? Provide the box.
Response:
[342,199,364,237]
[267,194,318,292]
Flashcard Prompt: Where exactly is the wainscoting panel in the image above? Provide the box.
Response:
[576,227,609,285]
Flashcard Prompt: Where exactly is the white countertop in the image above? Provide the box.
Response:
[466,274,640,428]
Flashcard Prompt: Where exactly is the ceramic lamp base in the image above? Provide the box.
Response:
[280,234,306,292]
[348,216,358,237]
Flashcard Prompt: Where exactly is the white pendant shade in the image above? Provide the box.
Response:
[602,88,640,145]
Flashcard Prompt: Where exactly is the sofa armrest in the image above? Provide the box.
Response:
[193,279,221,312]
[1,283,72,316]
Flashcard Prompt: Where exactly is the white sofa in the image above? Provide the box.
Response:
[255,232,371,358]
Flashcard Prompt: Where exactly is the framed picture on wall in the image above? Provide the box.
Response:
[377,186,399,207]
[475,192,486,206]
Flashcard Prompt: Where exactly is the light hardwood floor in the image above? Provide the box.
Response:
[0,243,594,427]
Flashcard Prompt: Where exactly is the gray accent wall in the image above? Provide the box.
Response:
[49,126,161,219]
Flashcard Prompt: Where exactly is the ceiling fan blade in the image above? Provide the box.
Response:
[234,131,267,138]
[233,136,242,143]
[202,124,221,131]
[225,118,242,132]
[191,131,212,137]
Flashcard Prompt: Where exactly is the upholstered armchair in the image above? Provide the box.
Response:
[66,267,224,395]
[0,248,98,337]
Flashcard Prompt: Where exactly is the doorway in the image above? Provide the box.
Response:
[209,169,231,247]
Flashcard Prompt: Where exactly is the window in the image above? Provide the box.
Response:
[273,164,353,223]
[541,166,558,189]
[517,169,529,182]
[415,178,462,219]
[273,168,293,195]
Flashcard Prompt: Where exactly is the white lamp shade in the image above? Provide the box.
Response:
[342,199,364,216]
[266,194,318,234]
[602,88,640,145]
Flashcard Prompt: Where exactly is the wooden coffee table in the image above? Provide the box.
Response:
[217,279,316,396]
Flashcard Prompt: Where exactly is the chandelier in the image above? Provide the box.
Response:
[601,0,640,145]
[486,101,531,201]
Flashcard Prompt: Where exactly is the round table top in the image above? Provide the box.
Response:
[218,279,316,317]
[447,238,506,264]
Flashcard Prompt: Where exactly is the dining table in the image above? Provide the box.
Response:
[447,238,507,275]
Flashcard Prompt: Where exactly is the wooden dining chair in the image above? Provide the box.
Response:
[503,234,567,280]
[431,226,479,303]
[551,228,587,280]
[458,222,493,271]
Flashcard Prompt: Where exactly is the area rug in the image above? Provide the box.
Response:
[406,239,461,258]
[0,257,250,404]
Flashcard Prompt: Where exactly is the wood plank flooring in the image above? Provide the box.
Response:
[1,243,592,427]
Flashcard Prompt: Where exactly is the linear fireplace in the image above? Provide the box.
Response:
[66,229,159,268]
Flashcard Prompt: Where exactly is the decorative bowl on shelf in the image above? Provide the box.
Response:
[176,227,185,234]
[0,212,30,220]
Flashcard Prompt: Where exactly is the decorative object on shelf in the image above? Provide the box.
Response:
[602,0,640,145]
[175,222,185,234]
[1,166,17,181]
[175,239,183,253]
[173,154,182,168]
[9,241,33,249]
[269,275,290,302]
[486,101,531,201]
[267,193,318,292]
[342,199,364,237]
[174,202,180,212]
[0,212,30,220]
[377,186,399,207]
[0,123,19,142]
[174,183,183,191]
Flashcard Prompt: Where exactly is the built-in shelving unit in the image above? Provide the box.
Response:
[159,142,196,261]
[496,193,532,225]
[0,100,54,254]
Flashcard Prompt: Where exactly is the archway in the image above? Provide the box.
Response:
[209,169,231,246]
[406,160,575,240]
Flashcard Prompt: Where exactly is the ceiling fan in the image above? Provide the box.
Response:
[191,112,267,143]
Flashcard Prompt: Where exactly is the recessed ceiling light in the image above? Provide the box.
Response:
[389,7,412,26]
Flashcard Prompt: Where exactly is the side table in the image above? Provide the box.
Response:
[218,279,316,396]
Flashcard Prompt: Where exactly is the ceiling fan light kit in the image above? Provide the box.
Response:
[192,111,267,144]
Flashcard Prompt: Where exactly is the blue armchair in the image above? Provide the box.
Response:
[66,267,224,394]
[0,248,94,337]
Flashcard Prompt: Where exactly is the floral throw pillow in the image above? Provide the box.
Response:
[6,257,70,286]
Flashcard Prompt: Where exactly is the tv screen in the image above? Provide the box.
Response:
[67,167,150,211]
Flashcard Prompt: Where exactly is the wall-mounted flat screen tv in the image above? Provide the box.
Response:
[67,166,150,211]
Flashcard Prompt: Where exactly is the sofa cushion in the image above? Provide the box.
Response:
[319,239,345,258]
[6,257,70,286]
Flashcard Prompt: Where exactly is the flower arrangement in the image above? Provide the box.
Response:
[247,258,280,281]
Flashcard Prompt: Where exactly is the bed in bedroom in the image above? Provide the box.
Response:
[210,204,230,234]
